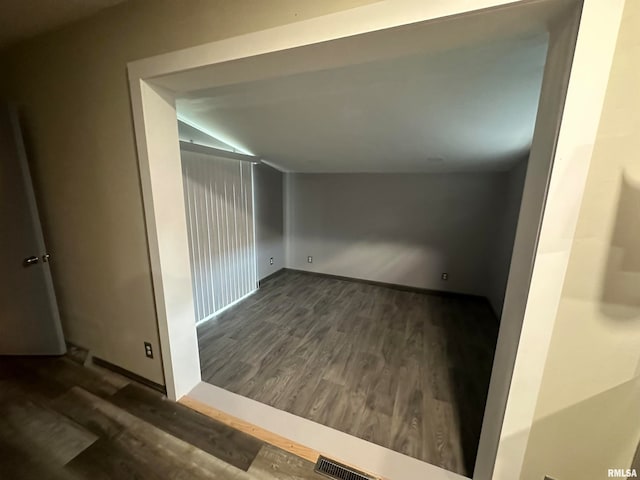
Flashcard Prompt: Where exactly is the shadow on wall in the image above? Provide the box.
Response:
[601,173,640,320]
[614,174,640,476]
[517,375,640,479]
[438,297,499,475]
[517,168,640,479]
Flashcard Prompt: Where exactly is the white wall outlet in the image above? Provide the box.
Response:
[269,257,274,265]
[144,342,153,359]
[307,256,313,263]
[441,272,448,280]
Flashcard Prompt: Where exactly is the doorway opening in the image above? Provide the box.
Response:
[128,0,622,478]
[177,32,537,473]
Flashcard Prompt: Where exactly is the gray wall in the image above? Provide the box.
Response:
[254,163,284,280]
[486,160,527,315]
[285,172,518,300]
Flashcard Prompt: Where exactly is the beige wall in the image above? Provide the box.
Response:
[0,0,378,384]
[521,1,640,478]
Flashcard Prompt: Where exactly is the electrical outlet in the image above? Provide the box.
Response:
[307,256,313,264]
[144,342,153,359]
[269,257,274,265]
[441,272,448,280]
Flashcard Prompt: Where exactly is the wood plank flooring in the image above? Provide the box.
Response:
[198,270,499,476]
[0,355,328,480]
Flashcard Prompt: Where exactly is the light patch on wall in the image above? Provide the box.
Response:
[177,114,255,156]
[261,158,289,173]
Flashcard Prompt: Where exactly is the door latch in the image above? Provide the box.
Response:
[23,256,39,267]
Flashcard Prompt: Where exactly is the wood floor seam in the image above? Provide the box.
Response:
[0,355,325,479]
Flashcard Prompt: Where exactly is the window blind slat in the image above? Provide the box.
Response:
[181,149,257,324]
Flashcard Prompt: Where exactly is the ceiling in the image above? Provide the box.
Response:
[0,0,126,50]
[176,33,548,173]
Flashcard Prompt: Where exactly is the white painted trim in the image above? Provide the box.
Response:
[187,382,468,480]
[489,2,626,478]
[128,0,524,81]
[129,79,201,400]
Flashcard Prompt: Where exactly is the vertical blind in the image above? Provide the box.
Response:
[181,148,257,324]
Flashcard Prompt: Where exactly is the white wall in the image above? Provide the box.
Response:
[254,163,284,280]
[285,171,519,301]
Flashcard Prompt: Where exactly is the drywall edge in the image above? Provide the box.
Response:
[129,78,201,400]
[476,1,626,479]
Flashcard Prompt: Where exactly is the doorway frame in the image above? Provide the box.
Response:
[127,1,624,478]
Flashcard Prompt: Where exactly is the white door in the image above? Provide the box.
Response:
[0,104,65,355]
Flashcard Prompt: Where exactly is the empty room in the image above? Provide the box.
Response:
[177,21,536,477]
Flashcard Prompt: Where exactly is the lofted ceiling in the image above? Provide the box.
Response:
[0,0,126,50]
[176,33,548,173]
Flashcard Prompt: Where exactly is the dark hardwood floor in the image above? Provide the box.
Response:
[0,355,326,479]
[198,270,499,476]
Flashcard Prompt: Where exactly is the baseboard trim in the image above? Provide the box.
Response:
[284,268,486,301]
[183,382,466,480]
[180,395,320,464]
[258,267,286,287]
[65,341,90,366]
[92,356,166,394]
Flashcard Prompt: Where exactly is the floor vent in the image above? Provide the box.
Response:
[314,456,375,480]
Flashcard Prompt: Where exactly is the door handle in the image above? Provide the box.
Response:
[23,256,39,267]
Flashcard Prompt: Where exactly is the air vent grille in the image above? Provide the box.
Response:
[314,456,375,480]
